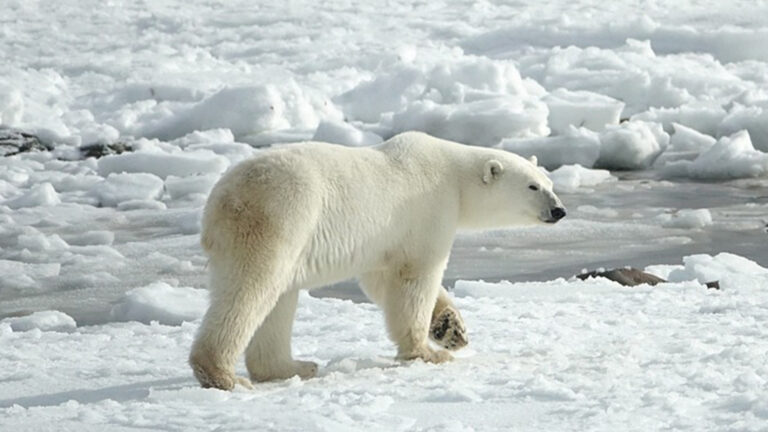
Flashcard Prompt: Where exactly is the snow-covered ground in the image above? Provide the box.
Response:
[3,255,768,431]
[2,0,768,430]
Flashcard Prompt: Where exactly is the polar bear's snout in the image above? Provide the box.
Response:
[546,207,567,223]
[536,186,565,224]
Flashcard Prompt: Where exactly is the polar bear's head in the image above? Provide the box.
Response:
[459,153,566,229]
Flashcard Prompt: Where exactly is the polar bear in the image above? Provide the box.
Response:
[190,131,565,390]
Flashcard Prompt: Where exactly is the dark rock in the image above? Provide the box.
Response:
[80,141,133,158]
[577,268,666,286]
[577,267,720,289]
[0,128,52,156]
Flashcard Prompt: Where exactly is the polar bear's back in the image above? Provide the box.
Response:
[200,136,460,286]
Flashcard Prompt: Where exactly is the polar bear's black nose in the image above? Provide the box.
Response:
[550,207,566,221]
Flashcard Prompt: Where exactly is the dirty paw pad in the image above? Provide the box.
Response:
[430,307,468,350]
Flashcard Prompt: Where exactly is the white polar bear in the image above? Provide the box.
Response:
[189,131,565,390]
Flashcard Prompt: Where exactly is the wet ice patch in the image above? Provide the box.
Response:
[110,282,208,325]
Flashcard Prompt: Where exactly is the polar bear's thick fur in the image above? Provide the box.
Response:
[189,131,565,390]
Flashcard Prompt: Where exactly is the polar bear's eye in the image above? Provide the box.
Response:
[528,185,539,191]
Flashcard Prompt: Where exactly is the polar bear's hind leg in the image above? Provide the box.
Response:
[189,256,285,390]
[245,288,318,382]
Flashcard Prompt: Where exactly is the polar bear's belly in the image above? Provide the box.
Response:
[290,215,399,290]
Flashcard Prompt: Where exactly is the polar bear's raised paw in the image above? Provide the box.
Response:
[430,306,468,351]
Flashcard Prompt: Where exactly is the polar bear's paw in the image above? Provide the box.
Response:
[190,352,245,391]
[234,375,254,390]
[249,360,319,383]
[293,360,319,380]
[399,346,453,364]
[430,306,468,351]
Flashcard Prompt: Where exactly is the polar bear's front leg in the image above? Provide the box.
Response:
[245,288,318,382]
[364,269,453,364]
[363,282,468,352]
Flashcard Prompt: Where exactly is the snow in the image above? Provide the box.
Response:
[2,0,768,430]
[2,182,61,209]
[110,282,208,325]
[312,120,383,147]
[500,127,601,169]
[657,209,714,229]
[666,252,768,284]
[1,310,76,332]
[501,121,671,171]
[653,122,717,166]
[2,255,768,430]
[96,149,229,179]
[542,88,624,134]
[92,173,165,207]
[718,102,768,152]
[164,174,219,201]
[391,97,548,146]
[596,121,669,170]
[663,131,768,179]
[548,165,616,193]
[64,230,114,247]
[0,259,60,292]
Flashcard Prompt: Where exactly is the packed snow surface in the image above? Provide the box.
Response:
[2,0,768,430]
[2,254,768,431]
[3,0,768,175]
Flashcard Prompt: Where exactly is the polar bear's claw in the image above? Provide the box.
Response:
[430,307,468,351]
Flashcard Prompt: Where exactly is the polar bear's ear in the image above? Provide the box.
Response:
[482,159,504,184]
[528,155,538,166]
